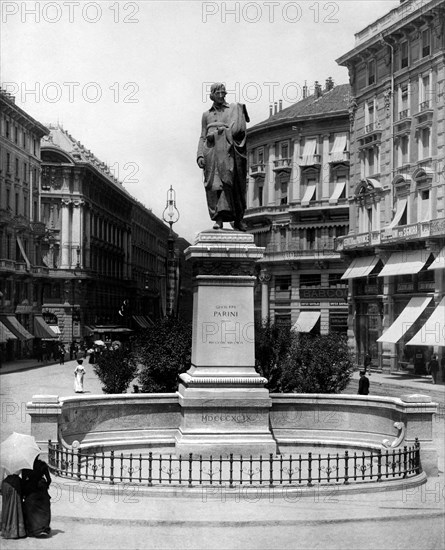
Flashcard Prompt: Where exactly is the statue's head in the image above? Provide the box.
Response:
[210,82,227,102]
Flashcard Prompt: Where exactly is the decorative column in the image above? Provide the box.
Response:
[321,134,330,199]
[267,143,276,205]
[176,231,276,457]
[258,268,271,321]
[59,199,71,268]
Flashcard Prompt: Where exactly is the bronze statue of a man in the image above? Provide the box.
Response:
[197,83,249,231]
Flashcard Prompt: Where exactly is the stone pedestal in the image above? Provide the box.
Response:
[175,230,277,457]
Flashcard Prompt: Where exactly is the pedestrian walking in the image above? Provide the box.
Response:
[358,370,370,395]
[22,456,51,537]
[58,344,65,365]
[1,472,26,539]
[427,355,439,384]
[74,359,85,393]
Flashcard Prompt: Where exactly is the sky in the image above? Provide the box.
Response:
[1,0,399,243]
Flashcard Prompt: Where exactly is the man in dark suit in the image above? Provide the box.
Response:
[358,370,370,395]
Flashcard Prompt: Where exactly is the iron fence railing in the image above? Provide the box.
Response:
[48,440,421,487]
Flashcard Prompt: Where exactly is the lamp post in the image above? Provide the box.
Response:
[162,186,180,317]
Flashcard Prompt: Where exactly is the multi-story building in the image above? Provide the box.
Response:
[245,80,351,334]
[336,0,445,372]
[0,88,52,361]
[39,125,171,345]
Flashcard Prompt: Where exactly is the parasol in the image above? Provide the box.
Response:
[94,340,105,346]
[0,432,41,475]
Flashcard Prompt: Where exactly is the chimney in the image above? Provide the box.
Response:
[279,100,283,111]
[325,77,334,91]
[303,81,308,99]
[314,81,322,98]
[274,102,278,114]
[269,104,273,117]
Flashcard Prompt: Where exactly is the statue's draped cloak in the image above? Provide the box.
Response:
[197,103,249,223]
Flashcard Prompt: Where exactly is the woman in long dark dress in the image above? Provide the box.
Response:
[22,457,51,537]
[1,473,26,539]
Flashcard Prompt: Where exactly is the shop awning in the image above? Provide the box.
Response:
[406,297,445,347]
[0,316,34,341]
[291,311,320,333]
[329,133,348,163]
[377,297,432,344]
[378,250,431,277]
[0,321,18,344]
[301,182,317,206]
[329,181,346,204]
[49,325,61,335]
[16,235,31,271]
[34,316,58,339]
[133,315,153,329]
[428,247,445,270]
[341,256,379,279]
[387,198,407,229]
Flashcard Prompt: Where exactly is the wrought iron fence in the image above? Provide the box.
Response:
[48,439,421,487]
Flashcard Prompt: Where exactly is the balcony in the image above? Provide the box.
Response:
[329,151,350,164]
[31,221,46,236]
[264,244,340,263]
[398,109,410,121]
[0,208,13,226]
[299,154,321,167]
[0,259,16,271]
[273,158,292,172]
[244,205,290,219]
[249,163,266,178]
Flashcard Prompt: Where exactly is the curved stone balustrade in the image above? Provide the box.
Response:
[27,392,438,475]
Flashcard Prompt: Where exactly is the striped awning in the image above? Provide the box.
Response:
[0,316,34,341]
[34,316,59,339]
[341,256,379,279]
[377,297,432,344]
[428,247,445,270]
[378,250,431,277]
[0,321,18,344]
[406,297,445,347]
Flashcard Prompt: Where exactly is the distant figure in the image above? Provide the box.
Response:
[358,370,370,395]
[58,344,65,365]
[197,82,249,231]
[22,456,51,537]
[441,356,445,382]
[428,355,439,384]
[1,473,26,539]
[74,359,85,393]
[364,352,372,373]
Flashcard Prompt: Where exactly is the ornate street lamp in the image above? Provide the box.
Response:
[162,186,180,317]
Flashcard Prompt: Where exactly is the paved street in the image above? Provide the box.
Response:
[1,361,444,549]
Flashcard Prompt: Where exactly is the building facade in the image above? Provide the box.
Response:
[0,88,52,361]
[336,0,445,372]
[245,81,351,335]
[39,125,171,345]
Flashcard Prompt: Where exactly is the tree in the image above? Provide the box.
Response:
[132,316,192,393]
[279,333,355,393]
[93,347,138,394]
[254,318,293,392]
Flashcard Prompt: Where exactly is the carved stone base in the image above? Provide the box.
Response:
[175,230,276,457]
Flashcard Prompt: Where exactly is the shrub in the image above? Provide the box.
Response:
[93,347,138,394]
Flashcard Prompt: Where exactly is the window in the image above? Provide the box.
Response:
[6,152,11,172]
[400,41,409,68]
[419,74,430,110]
[397,135,409,167]
[365,100,376,131]
[300,274,321,288]
[33,139,37,156]
[15,158,19,177]
[23,162,27,182]
[23,132,27,150]
[422,29,430,57]
[258,185,263,207]
[419,127,431,159]
[6,189,10,208]
[418,188,430,221]
[280,141,289,159]
[306,228,316,249]
[368,59,376,85]
[15,193,19,215]
[300,138,318,166]
[399,84,409,119]
[280,180,288,205]
[6,120,10,139]
[257,147,264,165]
[14,126,18,143]
[275,276,291,300]
[24,196,28,216]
